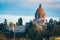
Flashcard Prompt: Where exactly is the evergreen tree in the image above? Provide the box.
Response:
[4,19,7,27]
[49,18,53,24]
[0,23,6,32]
[45,23,54,40]
[18,17,23,25]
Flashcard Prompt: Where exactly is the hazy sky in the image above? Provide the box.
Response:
[0,0,60,24]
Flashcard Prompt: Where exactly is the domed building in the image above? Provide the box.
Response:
[33,4,47,30]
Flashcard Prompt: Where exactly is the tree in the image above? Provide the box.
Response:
[53,21,60,36]
[3,19,8,30]
[0,23,6,32]
[45,23,54,40]
[25,21,37,40]
[49,18,53,24]
[18,17,23,25]
[9,22,15,32]
[59,19,60,26]
[9,22,14,27]
[28,24,37,40]
[54,20,57,24]
[25,21,45,40]
[29,21,33,28]
[4,19,7,27]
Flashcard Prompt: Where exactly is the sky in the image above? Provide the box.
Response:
[0,0,60,24]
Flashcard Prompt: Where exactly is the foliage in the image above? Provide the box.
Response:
[18,17,23,25]
[0,23,6,32]
[9,22,14,26]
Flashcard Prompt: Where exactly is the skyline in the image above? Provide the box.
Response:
[0,0,60,24]
[0,14,60,25]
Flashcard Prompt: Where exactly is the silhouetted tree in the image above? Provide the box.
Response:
[53,22,60,36]
[25,21,33,33]
[54,20,57,24]
[18,17,23,25]
[59,19,60,23]
[45,23,54,40]
[25,20,45,40]
[49,18,53,24]
[4,19,7,26]
[5,30,14,40]
[29,21,33,28]
[0,23,6,32]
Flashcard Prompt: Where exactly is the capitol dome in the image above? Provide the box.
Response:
[39,4,45,16]
[35,4,45,19]
[33,4,47,30]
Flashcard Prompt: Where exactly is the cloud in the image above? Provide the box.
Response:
[46,4,60,9]
[44,0,60,9]
[0,0,60,18]
[25,0,60,9]
[19,0,60,9]
[0,14,60,25]
[0,0,60,9]
[46,17,60,22]
[0,14,34,25]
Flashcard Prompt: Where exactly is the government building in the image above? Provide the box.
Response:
[33,4,47,30]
